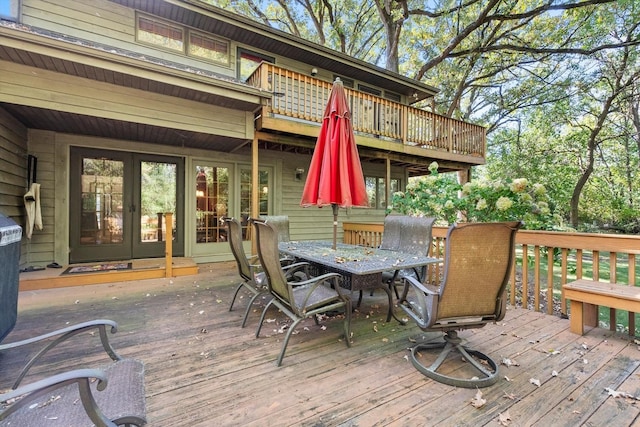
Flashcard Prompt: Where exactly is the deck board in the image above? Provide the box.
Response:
[3,261,640,426]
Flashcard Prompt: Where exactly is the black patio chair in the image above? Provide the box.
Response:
[398,221,522,388]
[252,218,352,366]
[363,215,436,306]
[0,214,146,426]
[259,215,296,264]
[224,216,304,327]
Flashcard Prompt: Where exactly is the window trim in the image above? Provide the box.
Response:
[0,0,20,21]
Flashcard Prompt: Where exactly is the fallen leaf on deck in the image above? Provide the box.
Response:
[373,325,379,332]
[501,358,519,367]
[605,387,640,400]
[404,354,409,361]
[470,389,486,408]
[529,378,541,387]
[321,325,327,330]
[382,337,388,342]
[552,370,558,377]
[216,299,222,303]
[503,391,517,400]
[498,410,511,426]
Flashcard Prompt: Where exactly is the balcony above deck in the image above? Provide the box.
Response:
[249,63,486,176]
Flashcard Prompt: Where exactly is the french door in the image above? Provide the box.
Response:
[69,147,184,263]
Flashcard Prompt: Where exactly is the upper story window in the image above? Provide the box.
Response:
[238,48,274,81]
[0,0,20,21]
[136,13,229,66]
[137,16,184,52]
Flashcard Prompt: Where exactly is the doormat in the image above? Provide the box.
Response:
[62,262,132,275]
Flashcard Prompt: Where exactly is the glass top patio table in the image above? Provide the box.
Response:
[278,240,440,322]
[278,240,439,276]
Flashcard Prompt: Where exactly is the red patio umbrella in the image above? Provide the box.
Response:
[300,78,368,249]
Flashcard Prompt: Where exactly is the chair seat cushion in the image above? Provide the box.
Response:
[4,358,146,426]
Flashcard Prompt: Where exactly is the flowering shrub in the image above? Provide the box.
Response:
[388,162,559,230]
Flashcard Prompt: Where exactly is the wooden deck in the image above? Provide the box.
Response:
[4,262,640,426]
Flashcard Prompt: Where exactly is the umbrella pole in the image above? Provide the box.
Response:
[332,203,338,250]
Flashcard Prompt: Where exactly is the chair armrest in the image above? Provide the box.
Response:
[398,276,439,329]
[0,320,122,389]
[0,368,117,427]
[403,275,438,296]
[291,273,346,307]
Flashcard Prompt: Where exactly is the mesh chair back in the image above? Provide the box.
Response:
[260,216,291,242]
[253,220,293,305]
[223,217,252,282]
[437,221,521,320]
[380,215,436,256]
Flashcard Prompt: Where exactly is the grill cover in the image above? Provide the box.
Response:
[0,214,22,342]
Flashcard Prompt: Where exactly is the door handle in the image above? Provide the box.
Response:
[130,204,136,213]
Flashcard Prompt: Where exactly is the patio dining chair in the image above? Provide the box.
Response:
[224,216,304,327]
[364,215,436,305]
[0,214,146,426]
[259,215,296,264]
[252,218,352,366]
[398,221,522,388]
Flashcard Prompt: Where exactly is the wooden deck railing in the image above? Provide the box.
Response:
[247,63,485,158]
[343,222,640,334]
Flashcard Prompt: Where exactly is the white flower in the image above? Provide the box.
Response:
[476,198,488,210]
[519,193,533,203]
[444,200,455,209]
[510,178,528,193]
[428,161,439,173]
[533,183,546,196]
[462,182,474,195]
[496,196,513,211]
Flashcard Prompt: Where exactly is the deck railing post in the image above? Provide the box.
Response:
[164,212,173,278]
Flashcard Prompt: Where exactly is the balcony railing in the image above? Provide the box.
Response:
[343,222,640,335]
[247,63,485,159]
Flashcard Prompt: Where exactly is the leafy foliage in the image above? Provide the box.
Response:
[389,163,560,230]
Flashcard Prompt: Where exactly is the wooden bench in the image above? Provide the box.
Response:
[563,279,640,335]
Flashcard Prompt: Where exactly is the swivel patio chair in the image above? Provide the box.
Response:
[252,219,352,366]
[0,214,146,426]
[398,221,522,388]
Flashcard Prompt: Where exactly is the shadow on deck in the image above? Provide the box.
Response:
[4,262,640,426]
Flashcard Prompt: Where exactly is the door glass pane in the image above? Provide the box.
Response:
[140,161,177,243]
[80,158,124,245]
[240,168,270,240]
[196,165,229,243]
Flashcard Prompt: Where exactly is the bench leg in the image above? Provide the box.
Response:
[584,303,598,328]
[570,300,584,335]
